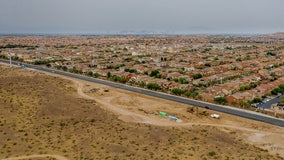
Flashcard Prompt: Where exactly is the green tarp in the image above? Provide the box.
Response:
[159,111,167,117]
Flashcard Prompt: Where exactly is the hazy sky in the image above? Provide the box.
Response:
[1,0,284,34]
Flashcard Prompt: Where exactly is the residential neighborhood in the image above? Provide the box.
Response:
[1,34,284,114]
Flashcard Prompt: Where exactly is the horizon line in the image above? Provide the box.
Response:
[0,32,281,36]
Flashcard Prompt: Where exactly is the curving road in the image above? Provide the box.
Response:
[1,59,284,127]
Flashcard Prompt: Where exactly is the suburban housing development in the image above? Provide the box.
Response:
[1,33,284,116]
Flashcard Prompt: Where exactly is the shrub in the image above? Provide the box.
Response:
[150,70,160,78]
[191,73,202,79]
[214,97,227,104]
[146,83,161,90]
[208,151,216,156]
[171,88,183,95]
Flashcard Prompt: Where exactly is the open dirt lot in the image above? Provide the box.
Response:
[0,63,284,160]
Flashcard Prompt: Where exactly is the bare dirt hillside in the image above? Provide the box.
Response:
[0,64,283,160]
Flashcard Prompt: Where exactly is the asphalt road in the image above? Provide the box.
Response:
[257,96,281,109]
[1,59,284,127]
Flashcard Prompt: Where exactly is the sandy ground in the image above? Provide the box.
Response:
[67,75,284,158]
[1,63,284,158]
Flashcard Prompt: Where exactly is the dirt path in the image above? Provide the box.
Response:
[40,70,283,133]
[75,80,284,157]
[1,154,69,160]
[76,81,283,132]
[77,82,166,124]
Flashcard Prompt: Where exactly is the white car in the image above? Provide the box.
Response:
[210,114,220,118]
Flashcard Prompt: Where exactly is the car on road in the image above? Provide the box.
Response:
[251,103,258,108]
[204,106,210,109]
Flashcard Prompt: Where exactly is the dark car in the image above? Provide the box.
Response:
[204,106,210,109]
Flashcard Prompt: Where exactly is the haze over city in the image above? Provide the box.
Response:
[1,0,284,34]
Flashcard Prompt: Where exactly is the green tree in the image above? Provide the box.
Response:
[178,78,189,84]
[0,54,8,59]
[171,88,183,95]
[279,84,284,91]
[62,66,68,71]
[87,71,93,76]
[271,88,280,95]
[191,91,199,98]
[139,81,145,87]
[214,97,227,104]
[93,72,99,78]
[271,84,284,95]
[205,63,211,67]
[46,63,51,67]
[236,57,242,62]
[184,90,191,97]
[266,51,276,56]
[150,70,160,77]
[124,68,137,73]
[146,83,161,90]
[252,98,262,103]
[111,75,127,83]
[278,96,284,103]
[107,72,111,78]
[191,73,202,79]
